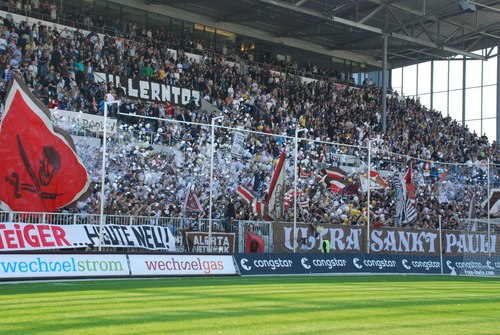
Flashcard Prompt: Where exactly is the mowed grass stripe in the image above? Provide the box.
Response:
[1,276,499,335]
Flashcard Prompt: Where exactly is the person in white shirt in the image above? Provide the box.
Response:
[27,60,38,77]
[0,34,7,54]
[50,2,57,20]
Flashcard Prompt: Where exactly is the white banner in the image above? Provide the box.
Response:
[50,109,118,134]
[0,223,175,251]
[129,254,237,276]
[0,254,129,279]
[231,132,247,158]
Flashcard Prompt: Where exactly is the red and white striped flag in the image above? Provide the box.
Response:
[252,199,266,216]
[316,166,347,187]
[299,198,309,208]
[369,169,388,188]
[235,185,256,205]
[299,168,313,178]
[324,167,347,180]
[330,180,346,193]
[284,189,302,209]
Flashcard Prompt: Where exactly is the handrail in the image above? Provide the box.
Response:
[1,211,499,228]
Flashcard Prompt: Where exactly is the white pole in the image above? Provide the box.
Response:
[366,140,371,254]
[208,115,223,252]
[98,100,120,251]
[439,215,443,275]
[293,127,298,253]
[293,128,307,253]
[487,158,491,257]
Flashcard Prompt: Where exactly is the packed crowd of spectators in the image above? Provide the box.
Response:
[0,7,499,232]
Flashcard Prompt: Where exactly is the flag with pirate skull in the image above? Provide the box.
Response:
[0,75,90,212]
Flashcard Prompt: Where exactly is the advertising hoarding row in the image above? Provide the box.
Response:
[233,253,500,276]
[0,254,236,279]
[1,252,499,280]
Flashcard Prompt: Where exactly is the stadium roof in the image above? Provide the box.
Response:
[139,0,500,70]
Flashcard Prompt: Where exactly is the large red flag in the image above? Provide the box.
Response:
[245,231,265,253]
[0,76,90,212]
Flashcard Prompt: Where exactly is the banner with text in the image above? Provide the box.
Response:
[93,72,201,105]
[0,254,129,279]
[443,256,500,276]
[50,109,118,134]
[128,254,236,276]
[230,132,247,158]
[234,253,442,276]
[235,253,500,276]
[184,231,236,253]
[273,224,498,256]
[0,223,175,251]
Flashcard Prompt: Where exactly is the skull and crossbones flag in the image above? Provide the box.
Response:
[0,75,90,212]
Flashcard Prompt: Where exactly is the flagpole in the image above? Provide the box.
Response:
[366,139,372,254]
[293,128,307,253]
[439,215,443,275]
[98,99,120,252]
[209,115,224,252]
[487,158,491,257]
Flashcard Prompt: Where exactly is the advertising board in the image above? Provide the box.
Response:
[234,253,443,276]
[128,254,237,276]
[0,254,129,279]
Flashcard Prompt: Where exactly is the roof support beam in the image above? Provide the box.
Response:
[259,0,485,60]
[388,51,419,61]
[391,32,482,59]
[465,35,486,52]
[387,5,410,36]
[443,27,461,44]
[384,1,500,43]
[359,4,383,24]
[418,21,436,43]
[364,0,425,17]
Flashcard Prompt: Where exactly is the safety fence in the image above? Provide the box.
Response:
[1,212,498,257]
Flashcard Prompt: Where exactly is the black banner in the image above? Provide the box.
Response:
[184,231,236,253]
[234,253,500,276]
[443,256,500,276]
[234,253,442,275]
[93,72,200,105]
[273,224,498,256]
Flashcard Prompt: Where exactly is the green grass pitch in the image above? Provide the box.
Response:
[1,275,499,335]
